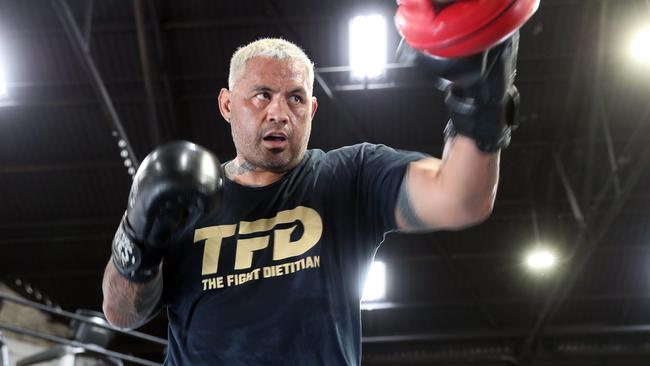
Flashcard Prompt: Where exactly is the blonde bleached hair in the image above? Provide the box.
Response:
[228,38,315,93]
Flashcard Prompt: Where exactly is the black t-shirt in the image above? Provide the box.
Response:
[162,143,426,365]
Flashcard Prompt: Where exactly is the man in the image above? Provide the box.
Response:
[102,33,517,364]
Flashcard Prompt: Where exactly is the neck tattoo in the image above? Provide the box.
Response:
[225,160,257,178]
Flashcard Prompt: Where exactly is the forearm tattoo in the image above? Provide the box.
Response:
[396,167,429,231]
[103,261,162,328]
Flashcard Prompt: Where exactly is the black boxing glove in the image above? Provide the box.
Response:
[442,33,520,153]
[395,0,523,153]
[398,33,520,152]
[112,141,223,282]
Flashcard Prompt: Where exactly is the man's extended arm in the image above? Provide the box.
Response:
[395,33,519,232]
[396,136,498,232]
[102,259,162,328]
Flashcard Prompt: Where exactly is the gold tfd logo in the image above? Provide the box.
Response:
[194,206,323,276]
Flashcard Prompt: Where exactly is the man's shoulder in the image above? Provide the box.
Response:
[305,143,428,174]
[307,143,385,161]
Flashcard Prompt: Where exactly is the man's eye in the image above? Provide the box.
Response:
[290,95,303,104]
[255,92,271,100]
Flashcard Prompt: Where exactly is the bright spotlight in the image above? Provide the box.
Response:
[0,55,6,97]
[630,25,650,63]
[526,249,556,272]
[349,14,387,79]
[361,261,386,302]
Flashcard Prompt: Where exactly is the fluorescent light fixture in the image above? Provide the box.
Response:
[0,54,6,97]
[630,25,650,63]
[361,260,386,302]
[525,248,556,272]
[349,14,387,79]
[0,35,6,98]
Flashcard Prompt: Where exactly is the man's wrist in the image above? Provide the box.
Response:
[111,218,162,283]
[443,84,520,153]
[443,119,512,153]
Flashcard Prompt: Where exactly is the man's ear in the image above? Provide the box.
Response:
[310,96,318,120]
[218,88,232,123]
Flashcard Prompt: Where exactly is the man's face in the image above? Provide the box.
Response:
[219,57,317,173]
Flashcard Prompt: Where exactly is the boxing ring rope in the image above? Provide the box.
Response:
[0,291,166,366]
[0,322,160,366]
[0,292,167,346]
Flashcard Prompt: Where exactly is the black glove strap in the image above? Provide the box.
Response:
[444,85,520,153]
[112,215,161,283]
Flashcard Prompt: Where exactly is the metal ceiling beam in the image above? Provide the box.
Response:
[363,355,518,366]
[549,1,593,146]
[6,0,601,37]
[1,233,648,257]
[522,153,650,357]
[598,94,622,196]
[363,329,524,344]
[579,0,609,210]
[8,16,335,36]
[520,108,650,361]
[363,322,650,344]
[518,100,650,359]
[524,156,544,248]
[0,161,121,174]
[3,54,592,89]
[5,269,103,279]
[363,336,650,366]
[81,0,94,52]
[146,0,179,137]
[164,15,334,30]
[4,72,574,106]
[432,238,500,328]
[518,1,602,359]
[50,0,139,168]
[0,217,118,229]
[385,240,650,264]
[0,233,112,245]
[362,291,650,311]
[586,108,650,215]
[553,153,586,229]
[364,348,650,366]
[134,0,161,147]
[313,73,372,140]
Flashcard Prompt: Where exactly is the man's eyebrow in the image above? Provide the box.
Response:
[250,85,306,95]
[287,87,307,95]
[251,85,276,93]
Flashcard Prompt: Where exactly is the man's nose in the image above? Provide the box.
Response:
[266,96,290,124]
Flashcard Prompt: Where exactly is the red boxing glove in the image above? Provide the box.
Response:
[395,0,539,58]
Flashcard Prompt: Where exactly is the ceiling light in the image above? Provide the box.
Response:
[0,55,6,97]
[525,248,557,272]
[362,260,386,302]
[630,25,650,63]
[349,14,387,79]
[0,72,6,97]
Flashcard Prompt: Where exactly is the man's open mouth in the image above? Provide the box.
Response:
[262,132,289,151]
[263,135,287,142]
[262,131,288,142]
